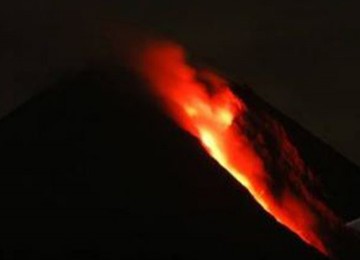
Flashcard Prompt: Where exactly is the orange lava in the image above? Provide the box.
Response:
[127,40,341,257]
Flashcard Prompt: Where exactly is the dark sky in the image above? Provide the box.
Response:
[1,0,360,165]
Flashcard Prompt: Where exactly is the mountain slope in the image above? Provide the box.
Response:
[0,67,358,259]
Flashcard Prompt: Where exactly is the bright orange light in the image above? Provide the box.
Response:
[128,40,342,257]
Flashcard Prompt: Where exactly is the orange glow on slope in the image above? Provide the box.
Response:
[127,40,342,257]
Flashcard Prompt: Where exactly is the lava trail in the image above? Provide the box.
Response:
[123,39,346,257]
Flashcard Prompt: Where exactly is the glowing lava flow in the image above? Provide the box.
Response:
[127,40,342,257]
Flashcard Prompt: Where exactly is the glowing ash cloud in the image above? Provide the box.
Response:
[125,39,344,257]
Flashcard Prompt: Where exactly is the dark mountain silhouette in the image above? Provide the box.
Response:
[0,66,358,259]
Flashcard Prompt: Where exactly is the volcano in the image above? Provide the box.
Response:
[0,65,359,259]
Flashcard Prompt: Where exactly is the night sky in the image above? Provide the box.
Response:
[1,1,360,164]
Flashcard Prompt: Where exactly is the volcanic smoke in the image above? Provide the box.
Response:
[121,39,349,258]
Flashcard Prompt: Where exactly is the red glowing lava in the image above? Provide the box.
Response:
[125,39,343,257]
